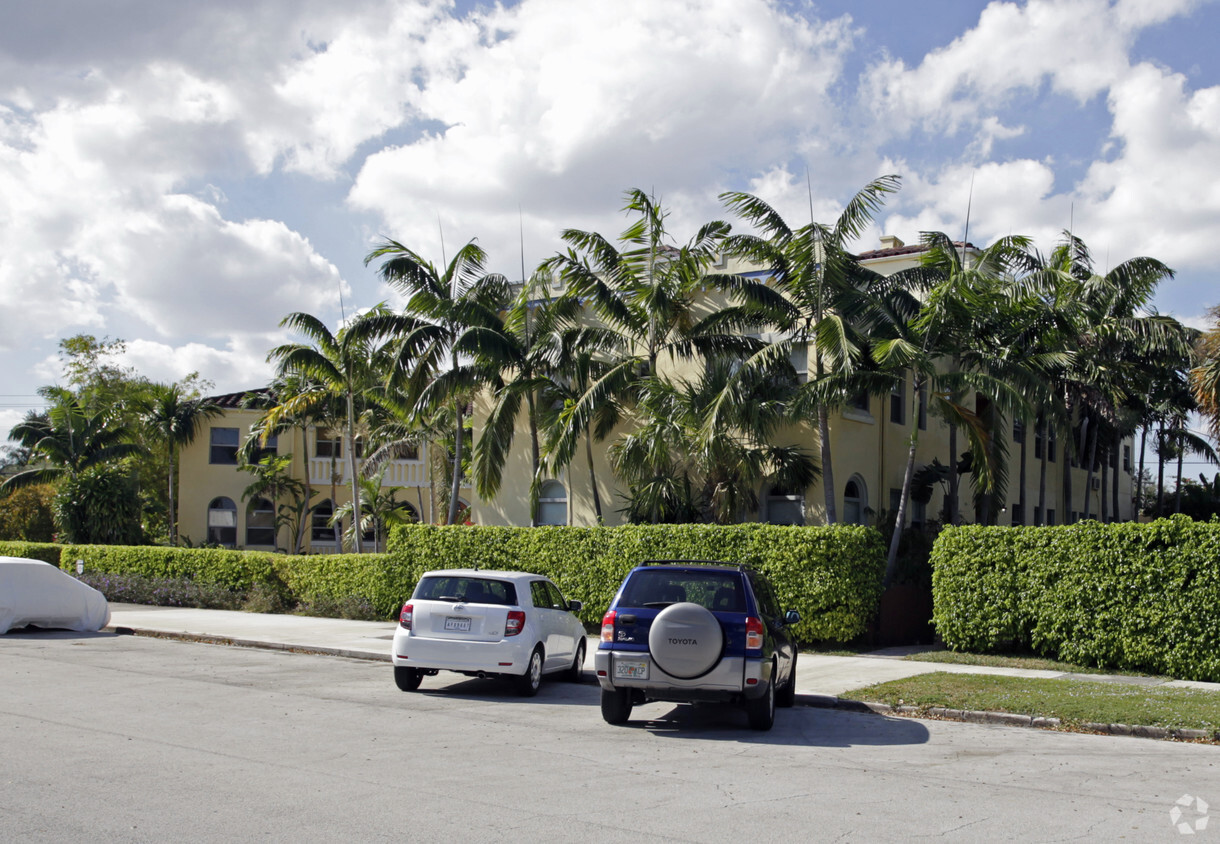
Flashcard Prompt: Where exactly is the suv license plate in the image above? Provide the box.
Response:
[615,658,648,680]
[444,616,472,632]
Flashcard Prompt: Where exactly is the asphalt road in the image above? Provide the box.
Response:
[2,631,1217,842]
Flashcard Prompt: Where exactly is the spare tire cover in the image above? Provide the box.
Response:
[648,602,724,679]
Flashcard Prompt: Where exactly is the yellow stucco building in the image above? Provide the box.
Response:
[175,235,1135,549]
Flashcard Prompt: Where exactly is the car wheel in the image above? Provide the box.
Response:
[601,687,633,724]
[565,639,586,683]
[393,665,422,692]
[776,652,797,708]
[746,663,776,731]
[516,646,544,697]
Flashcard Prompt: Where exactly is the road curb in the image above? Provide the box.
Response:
[105,625,392,663]
[800,694,1220,744]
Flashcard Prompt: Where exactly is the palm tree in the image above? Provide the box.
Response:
[267,309,392,551]
[365,238,508,525]
[331,468,417,551]
[239,453,308,551]
[541,189,764,514]
[137,383,223,545]
[2,387,145,493]
[872,232,1042,582]
[1191,304,1220,442]
[719,175,901,524]
[470,274,583,525]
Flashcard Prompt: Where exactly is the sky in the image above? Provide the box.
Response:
[2,0,1219,456]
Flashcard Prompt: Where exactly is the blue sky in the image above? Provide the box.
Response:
[2,0,1218,460]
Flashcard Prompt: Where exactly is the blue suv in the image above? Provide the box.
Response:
[595,560,800,730]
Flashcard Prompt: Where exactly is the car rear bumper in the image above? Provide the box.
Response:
[594,648,770,700]
[392,629,530,674]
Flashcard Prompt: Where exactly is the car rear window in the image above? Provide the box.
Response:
[619,569,745,613]
[412,576,518,606]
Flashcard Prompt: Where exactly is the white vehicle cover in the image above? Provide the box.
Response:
[0,557,111,634]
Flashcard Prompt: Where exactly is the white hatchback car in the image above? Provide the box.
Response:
[391,569,588,696]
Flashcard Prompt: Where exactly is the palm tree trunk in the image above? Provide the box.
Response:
[527,391,540,528]
[1100,456,1109,522]
[1082,415,1097,521]
[448,399,465,525]
[818,405,837,525]
[294,424,311,554]
[585,428,602,523]
[167,442,177,545]
[1175,434,1185,513]
[1135,426,1148,518]
[947,421,959,524]
[1156,421,1166,515]
[884,431,919,587]
[345,386,363,553]
[1111,429,1121,521]
[1017,423,1027,525]
[1038,435,1048,525]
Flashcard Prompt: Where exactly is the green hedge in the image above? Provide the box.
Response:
[19,523,886,644]
[931,516,1220,682]
[61,545,284,593]
[387,523,886,642]
[0,541,64,565]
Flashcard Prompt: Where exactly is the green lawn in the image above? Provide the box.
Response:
[844,672,1220,734]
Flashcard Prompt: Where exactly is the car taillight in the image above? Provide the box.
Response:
[399,603,413,630]
[506,610,526,636]
[745,616,764,651]
[601,610,616,642]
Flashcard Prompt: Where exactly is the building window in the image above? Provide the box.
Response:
[843,476,868,526]
[1046,508,1056,526]
[206,497,237,547]
[209,427,239,465]
[316,429,341,459]
[889,487,902,518]
[1048,427,1057,462]
[537,480,567,526]
[246,498,276,547]
[789,341,808,384]
[250,434,278,465]
[1034,505,1042,526]
[890,377,905,425]
[848,391,870,413]
[311,499,335,543]
[765,484,804,526]
[911,499,927,528]
[1011,504,1024,526]
[1013,418,1025,444]
[918,382,927,430]
[1123,444,1132,473]
[1034,417,1045,459]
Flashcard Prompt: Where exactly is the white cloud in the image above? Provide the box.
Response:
[349,0,857,267]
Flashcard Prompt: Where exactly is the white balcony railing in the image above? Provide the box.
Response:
[306,457,469,489]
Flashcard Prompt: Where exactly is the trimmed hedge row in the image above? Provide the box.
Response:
[387,523,886,642]
[21,524,886,644]
[931,516,1220,682]
[0,541,62,565]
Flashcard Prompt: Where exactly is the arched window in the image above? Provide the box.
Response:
[537,481,567,526]
[246,497,276,547]
[765,483,805,526]
[843,476,868,526]
[311,499,335,543]
[207,497,237,547]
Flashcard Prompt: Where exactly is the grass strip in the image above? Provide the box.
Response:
[899,649,1144,676]
[844,672,1220,733]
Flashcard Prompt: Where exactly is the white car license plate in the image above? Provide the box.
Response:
[615,658,648,680]
[444,616,472,632]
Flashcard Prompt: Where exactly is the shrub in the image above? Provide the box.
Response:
[53,467,144,545]
[79,571,244,610]
[0,484,56,542]
[387,523,886,643]
[931,515,1220,681]
[0,541,63,565]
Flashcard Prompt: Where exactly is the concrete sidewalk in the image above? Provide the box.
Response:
[106,603,1220,696]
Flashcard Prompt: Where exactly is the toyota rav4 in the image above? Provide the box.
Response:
[595,560,800,731]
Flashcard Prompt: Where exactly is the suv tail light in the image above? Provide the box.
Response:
[601,610,616,642]
[745,616,764,651]
[505,610,526,636]
[399,603,413,630]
